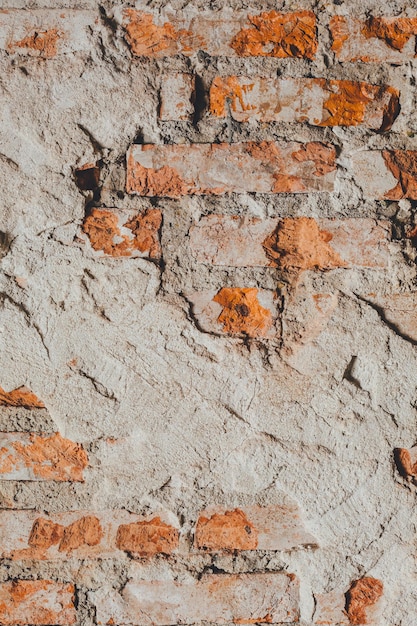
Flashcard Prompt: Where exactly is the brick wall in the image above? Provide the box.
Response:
[1,1,416,625]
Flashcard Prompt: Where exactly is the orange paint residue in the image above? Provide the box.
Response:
[9,29,60,58]
[195,509,258,551]
[209,76,255,117]
[116,517,179,557]
[382,150,417,200]
[127,151,188,197]
[213,288,273,338]
[11,432,88,481]
[230,10,317,59]
[362,17,417,52]
[0,386,45,409]
[262,217,345,272]
[345,577,383,625]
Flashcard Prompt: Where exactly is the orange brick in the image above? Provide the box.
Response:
[91,573,300,625]
[126,142,336,197]
[0,432,88,481]
[352,150,417,199]
[314,578,384,625]
[190,216,390,270]
[209,77,399,130]
[0,10,98,58]
[194,504,318,551]
[187,288,281,339]
[0,510,179,560]
[118,7,317,59]
[0,386,45,408]
[0,580,76,625]
[330,15,417,63]
[395,446,417,478]
[81,208,162,259]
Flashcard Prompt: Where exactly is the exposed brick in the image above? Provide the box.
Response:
[346,578,384,625]
[0,432,88,481]
[0,386,45,409]
[352,150,417,199]
[159,73,195,121]
[187,288,281,339]
[194,504,318,551]
[126,142,336,197]
[118,7,317,59]
[0,580,76,626]
[209,77,399,130]
[0,510,179,560]
[0,10,98,58]
[314,578,384,625]
[395,446,417,478]
[330,15,417,63]
[190,216,390,270]
[81,208,162,259]
[91,572,299,625]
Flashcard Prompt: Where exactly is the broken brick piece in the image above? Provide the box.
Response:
[195,509,258,551]
[345,578,384,625]
[116,517,179,557]
[0,386,45,409]
[395,446,417,478]
[352,150,417,199]
[0,580,76,625]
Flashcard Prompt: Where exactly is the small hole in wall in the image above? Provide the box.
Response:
[74,163,100,191]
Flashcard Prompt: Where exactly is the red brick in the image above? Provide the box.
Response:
[0,10,98,58]
[190,216,390,270]
[0,386,45,409]
[194,504,318,551]
[118,7,317,59]
[0,432,88,481]
[395,446,417,478]
[159,73,195,121]
[314,578,384,625]
[352,150,417,199]
[330,15,417,63]
[81,208,162,259]
[209,77,399,130]
[0,580,76,626]
[91,573,300,625]
[187,288,281,339]
[0,510,179,560]
[126,142,336,197]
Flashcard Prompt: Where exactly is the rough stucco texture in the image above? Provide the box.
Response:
[0,1,417,625]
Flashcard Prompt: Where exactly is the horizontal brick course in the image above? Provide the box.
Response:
[330,15,417,63]
[118,7,317,59]
[190,216,390,270]
[0,580,76,626]
[126,142,336,196]
[209,77,399,130]
[0,10,97,58]
[91,572,299,625]
[0,432,88,481]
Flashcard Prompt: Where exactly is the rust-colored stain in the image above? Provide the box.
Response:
[329,16,349,54]
[209,76,255,117]
[362,17,417,52]
[382,150,417,200]
[345,577,383,625]
[0,386,45,409]
[116,517,179,557]
[319,81,399,131]
[59,515,103,552]
[0,580,76,625]
[262,217,345,272]
[230,10,317,59]
[83,208,162,259]
[123,10,205,56]
[0,433,88,481]
[195,509,258,551]
[75,163,100,191]
[8,29,60,58]
[213,288,273,337]
[127,151,188,197]
[395,448,417,477]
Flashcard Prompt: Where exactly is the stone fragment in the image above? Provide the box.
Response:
[352,150,417,199]
[0,10,98,57]
[0,580,76,625]
[126,142,336,196]
[0,432,88,481]
[81,208,162,259]
[209,77,399,130]
[119,7,317,59]
[159,73,195,121]
[195,504,318,551]
[91,573,300,625]
[330,15,417,63]
[190,216,390,270]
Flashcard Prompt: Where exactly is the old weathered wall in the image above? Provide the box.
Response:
[1,1,417,624]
